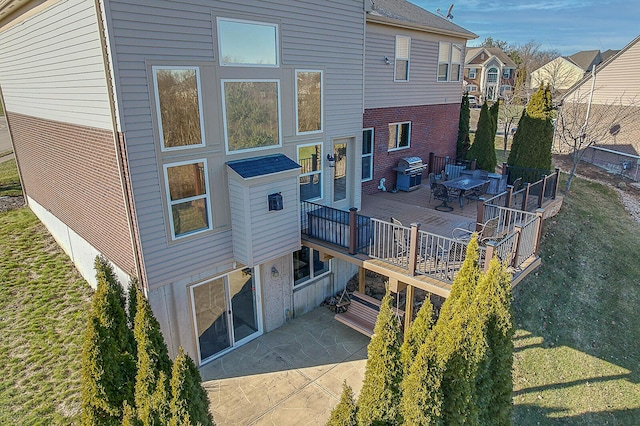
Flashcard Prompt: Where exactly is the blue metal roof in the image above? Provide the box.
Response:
[226,154,300,179]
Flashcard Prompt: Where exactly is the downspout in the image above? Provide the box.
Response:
[93,0,147,291]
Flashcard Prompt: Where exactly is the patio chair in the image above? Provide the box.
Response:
[472,169,489,180]
[428,173,437,202]
[511,177,522,192]
[433,183,455,212]
[451,216,500,244]
[463,180,490,204]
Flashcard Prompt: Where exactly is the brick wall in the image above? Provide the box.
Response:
[362,103,460,194]
[8,112,136,275]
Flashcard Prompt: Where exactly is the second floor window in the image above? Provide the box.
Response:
[395,36,410,81]
[468,68,477,79]
[487,68,498,83]
[438,42,463,82]
[388,122,410,151]
[296,70,323,134]
[217,18,278,66]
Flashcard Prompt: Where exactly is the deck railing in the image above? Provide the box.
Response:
[483,168,560,212]
[301,201,371,254]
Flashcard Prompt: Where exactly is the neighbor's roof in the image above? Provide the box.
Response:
[600,49,620,62]
[566,50,601,72]
[367,0,477,39]
[227,154,300,179]
[465,47,517,68]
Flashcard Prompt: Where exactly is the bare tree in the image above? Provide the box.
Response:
[530,57,583,98]
[497,92,523,156]
[555,82,639,191]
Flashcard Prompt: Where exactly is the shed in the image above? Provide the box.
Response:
[227,154,302,267]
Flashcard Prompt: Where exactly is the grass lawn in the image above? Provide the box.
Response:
[512,176,640,424]
[0,159,21,196]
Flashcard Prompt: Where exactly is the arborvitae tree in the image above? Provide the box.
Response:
[122,401,138,426]
[489,100,500,141]
[356,290,403,425]
[169,347,215,426]
[457,93,471,159]
[473,257,514,425]
[327,381,357,426]
[467,103,497,172]
[81,257,136,425]
[439,237,481,322]
[127,278,139,331]
[400,298,434,376]
[508,84,553,170]
[134,287,173,425]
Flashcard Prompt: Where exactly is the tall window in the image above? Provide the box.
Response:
[362,128,374,182]
[217,18,278,66]
[468,68,477,79]
[293,247,329,286]
[296,70,323,134]
[487,68,498,83]
[438,43,463,82]
[394,36,410,81]
[222,80,281,153]
[153,67,205,151]
[388,122,410,151]
[333,141,347,202]
[298,143,322,201]
[503,68,511,79]
[164,160,212,239]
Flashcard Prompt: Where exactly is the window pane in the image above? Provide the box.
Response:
[388,124,398,150]
[297,71,322,133]
[438,63,448,81]
[333,142,347,202]
[298,144,322,201]
[399,123,410,148]
[298,144,322,174]
[362,130,373,155]
[228,268,259,342]
[167,162,206,201]
[362,155,372,180]
[155,68,202,149]
[193,278,230,360]
[293,247,311,285]
[451,64,461,82]
[396,36,410,59]
[438,42,450,61]
[300,174,322,201]
[312,250,328,277]
[218,19,277,65]
[451,44,462,63]
[395,60,408,81]
[488,69,498,83]
[224,81,280,152]
[172,198,208,236]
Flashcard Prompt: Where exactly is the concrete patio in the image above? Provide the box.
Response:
[199,307,370,425]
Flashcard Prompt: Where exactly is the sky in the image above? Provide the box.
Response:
[412,0,640,55]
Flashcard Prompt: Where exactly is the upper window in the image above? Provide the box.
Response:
[500,85,513,96]
[394,36,410,81]
[362,128,374,182]
[153,67,205,151]
[503,69,511,79]
[217,18,278,66]
[298,143,323,201]
[388,122,410,151]
[487,68,498,83]
[465,85,478,93]
[468,68,477,79]
[296,70,323,134]
[164,160,212,239]
[438,42,463,82]
[293,247,329,286]
[222,80,281,153]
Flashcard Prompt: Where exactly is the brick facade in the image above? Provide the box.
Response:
[362,103,460,194]
[7,112,137,275]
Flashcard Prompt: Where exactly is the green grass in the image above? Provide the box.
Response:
[0,159,21,196]
[512,176,640,424]
[0,208,93,424]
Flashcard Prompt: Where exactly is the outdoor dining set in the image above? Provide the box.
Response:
[429,169,492,211]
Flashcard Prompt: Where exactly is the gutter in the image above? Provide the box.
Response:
[366,14,477,40]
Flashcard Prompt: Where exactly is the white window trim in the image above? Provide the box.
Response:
[221,79,283,155]
[293,248,331,288]
[394,35,411,82]
[469,68,477,79]
[388,121,411,152]
[216,17,279,67]
[163,158,213,240]
[487,68,499,84]
[451,44,462,82]
[295,69,324,135]
[362,128,374,182]
[152,66,206,152]
[466,85,478,92]
[438,42,450,82]
[297,142,324,202]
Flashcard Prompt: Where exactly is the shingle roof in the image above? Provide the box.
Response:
[567,50,602,71]
[368,0,476,39]
[464,47,516,68]
[227,154,300,179]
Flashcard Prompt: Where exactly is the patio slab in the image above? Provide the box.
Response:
[200,307,370,425]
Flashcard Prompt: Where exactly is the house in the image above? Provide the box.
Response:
[556,36,640,172]
[463,47,517,102]
[530,49,618,96]
[0,0,475,365]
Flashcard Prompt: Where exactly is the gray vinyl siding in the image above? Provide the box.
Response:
[0,0,112,130]
[586,40,640,105]
[364,22,466,109]
[104,0,365,288]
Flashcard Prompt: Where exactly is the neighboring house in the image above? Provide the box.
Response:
[0,0,474,365]
[362,0,476,194]
[557,36,640,156]
[463,47,516,102]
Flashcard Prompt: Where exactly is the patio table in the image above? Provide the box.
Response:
[441,177,490,209]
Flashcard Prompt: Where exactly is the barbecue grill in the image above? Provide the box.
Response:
[393,156,427,191]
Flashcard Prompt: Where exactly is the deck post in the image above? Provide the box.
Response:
[404,284,414,336]
[476,200,485,231]
[533,209,544,255]
[512,225,523,267]
[358,267,365,293]
[484,241,496,272]
[553,168,560,199]
[408,223,420,276]
[538,175,547,208]
[349,207,357,255]
[505,185,513,209]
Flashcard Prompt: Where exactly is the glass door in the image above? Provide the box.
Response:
[191,267,262,364]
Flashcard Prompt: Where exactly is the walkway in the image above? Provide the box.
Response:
[199,307,369,425]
